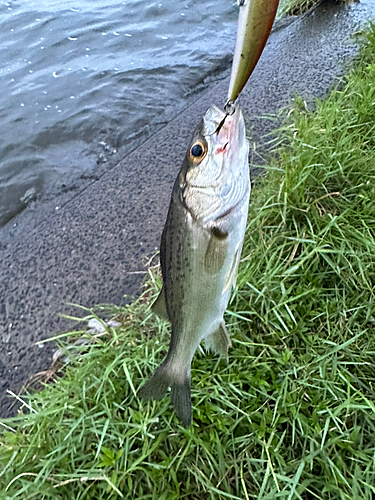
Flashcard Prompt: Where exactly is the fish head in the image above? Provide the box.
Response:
[182,104,248,189]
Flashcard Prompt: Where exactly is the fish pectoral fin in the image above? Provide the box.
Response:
[223,245,242,293]
[204,227,229,274]
[205,322,231,358]
[151,286,169,321]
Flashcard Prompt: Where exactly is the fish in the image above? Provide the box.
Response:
[138,104,250,426]
[227,0,280,106]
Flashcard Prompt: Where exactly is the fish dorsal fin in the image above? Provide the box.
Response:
[205,322,231,357]
[204,227,228,274]
[151,287,169,321]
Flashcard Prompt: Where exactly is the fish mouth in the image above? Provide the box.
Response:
[203,104,244,154]
[217,106,242,143]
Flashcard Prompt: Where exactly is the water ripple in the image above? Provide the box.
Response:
[0,0,238,227]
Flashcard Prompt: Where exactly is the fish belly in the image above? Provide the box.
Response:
[165,206,245,369]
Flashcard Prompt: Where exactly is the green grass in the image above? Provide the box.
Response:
[2,23,375,500]
[278,0,321,17]
[277,0,352,18]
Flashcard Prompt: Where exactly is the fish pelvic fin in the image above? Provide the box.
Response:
[138,362,192,427]
[205,322,231,358]
[151,286,169,321]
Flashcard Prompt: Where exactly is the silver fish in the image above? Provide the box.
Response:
[138,104,250,426]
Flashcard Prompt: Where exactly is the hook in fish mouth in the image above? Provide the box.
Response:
[213,100,236,135]
[214,114,227,135]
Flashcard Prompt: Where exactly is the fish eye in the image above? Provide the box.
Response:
[191,144,204,157]
[189,140,207,163]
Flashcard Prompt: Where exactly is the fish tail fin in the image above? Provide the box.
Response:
[171,377,192,427]
[138,361,171,401]
[138,362,192,427]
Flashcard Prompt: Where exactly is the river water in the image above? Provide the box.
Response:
[0,0,240,227]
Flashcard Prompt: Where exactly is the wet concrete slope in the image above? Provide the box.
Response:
[1,0,374,417]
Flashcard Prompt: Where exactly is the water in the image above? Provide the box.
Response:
[0,0,238,227]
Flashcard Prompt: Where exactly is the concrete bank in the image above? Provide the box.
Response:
[1,0,374,417]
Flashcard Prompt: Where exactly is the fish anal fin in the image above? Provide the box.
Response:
[151,287,169,321]
[205,322,231,358]
[204,228,228,274]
